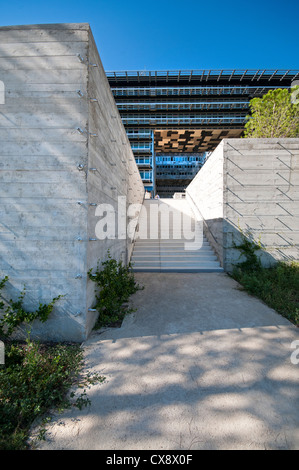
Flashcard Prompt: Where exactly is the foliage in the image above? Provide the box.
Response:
[0,276,62,339]
[0,338,105,450]
[232,261,299,326]
[243,88,299,138]
[232,228,262,272]
[231,228,299,325]
[88,251,143,328]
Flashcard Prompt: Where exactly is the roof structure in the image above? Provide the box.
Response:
[107,69,299,87]
[107,69,298,196]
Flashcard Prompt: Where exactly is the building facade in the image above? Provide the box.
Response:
[107,69,298,197]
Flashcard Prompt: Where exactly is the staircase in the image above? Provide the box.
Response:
[131,199,223,273]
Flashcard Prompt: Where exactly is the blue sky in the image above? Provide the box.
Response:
[0,0,298,71]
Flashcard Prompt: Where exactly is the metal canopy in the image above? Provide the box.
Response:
[106,69,298,87]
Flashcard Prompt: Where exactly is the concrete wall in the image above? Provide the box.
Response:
[85,28,144,334]
[0,23,144,342]
[186,142,224,264]
[186,138,299,272]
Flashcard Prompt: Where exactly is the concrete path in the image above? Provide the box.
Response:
[34,273,299,450]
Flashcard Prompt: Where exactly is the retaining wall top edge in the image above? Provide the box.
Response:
[0,23,91,31]
[221,137,299,144]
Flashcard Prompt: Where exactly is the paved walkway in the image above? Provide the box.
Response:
[34,273,299,450]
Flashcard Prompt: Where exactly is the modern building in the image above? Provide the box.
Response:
[107,69,299,197]
[156,153,206,196]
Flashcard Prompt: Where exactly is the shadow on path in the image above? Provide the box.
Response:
[34,273,299,450]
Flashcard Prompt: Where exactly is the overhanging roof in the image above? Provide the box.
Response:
[106,69,299,87]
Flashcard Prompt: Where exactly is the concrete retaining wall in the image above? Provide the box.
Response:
[186,142,224,264]
[0,23,144,342]
[186,138,299,272]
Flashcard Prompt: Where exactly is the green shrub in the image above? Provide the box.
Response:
[232,227,262,273]
[88,251,143,328]
[232,261,299,326]
[0,339,104,450]
[0,276,104,450]
[231,228,299,326]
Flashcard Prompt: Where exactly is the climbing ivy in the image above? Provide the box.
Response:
[0,276,63,339]
[232,228,262,272]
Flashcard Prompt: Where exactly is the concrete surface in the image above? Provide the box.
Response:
[0,23,144,341]
[33,272,299,450]
[186,138,299,271]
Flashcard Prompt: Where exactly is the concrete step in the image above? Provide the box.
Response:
[135,237,208,241]
[132,260,221,268]
[133,246,214,253]
[132,266,224,273]
[134,240,210,247]
[130,200,222,272]
[135,233,208,239]
[133,249,214,254]
[135,237,209,245]
[132,254,217,261]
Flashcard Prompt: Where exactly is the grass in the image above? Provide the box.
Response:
[231,261,299,326]
[0,338,105,450]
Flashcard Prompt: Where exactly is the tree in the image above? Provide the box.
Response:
[243,88,299,138]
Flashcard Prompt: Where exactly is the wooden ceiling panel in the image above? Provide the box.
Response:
[154,129,243,152]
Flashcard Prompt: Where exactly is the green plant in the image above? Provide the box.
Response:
[0,338,105,450]
[232,227,262,273]
[231,224,299,326]
[88,251,143,328]
[0,276,63,339]
[243,88,299,138]
[231,261,299,326]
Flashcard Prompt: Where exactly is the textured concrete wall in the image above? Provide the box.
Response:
[186,142,224,264]
[223,138,299,271]
[0,23,144,341]
[85,28,144,333]
[186,138,299,272]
